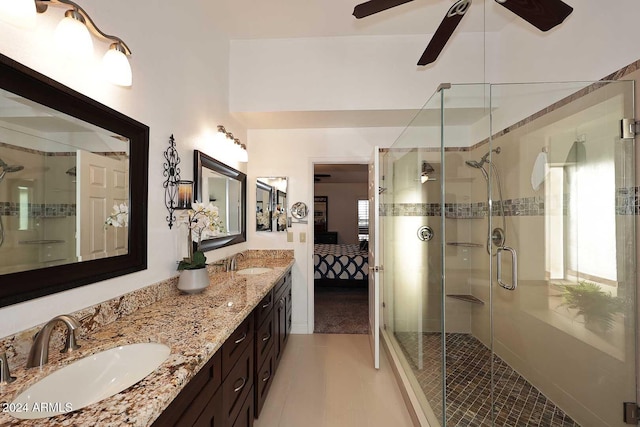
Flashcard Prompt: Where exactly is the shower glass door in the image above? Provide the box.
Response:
[381,78,636,427]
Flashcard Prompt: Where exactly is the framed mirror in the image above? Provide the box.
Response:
[194,150,246,250]
[0,53,149,308]
[255,177,288,232]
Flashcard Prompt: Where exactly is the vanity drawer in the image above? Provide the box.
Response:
[273,274,287,300]
[254,289,274,327]
[232,386,255,427]
[254,350,275,418]
[193,386,223,427]
[255,312,275,369]
[222,344,254,425]
[222,315,254,380]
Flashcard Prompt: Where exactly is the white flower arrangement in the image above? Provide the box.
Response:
[178,201,225,270]
[105,203,129,228]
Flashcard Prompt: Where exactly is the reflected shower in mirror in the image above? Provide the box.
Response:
[256,177,287,232]
[0,53,149,308]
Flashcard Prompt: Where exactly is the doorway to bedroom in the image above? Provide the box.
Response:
[313,163,370,334]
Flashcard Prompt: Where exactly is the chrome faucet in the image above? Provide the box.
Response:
[26,315,82,368]
[227,253,244,272]
[0,352,15,383]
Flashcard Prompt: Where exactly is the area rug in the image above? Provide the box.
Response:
[314,286,369,334]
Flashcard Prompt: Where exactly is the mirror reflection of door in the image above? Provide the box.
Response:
[77,150,128,261]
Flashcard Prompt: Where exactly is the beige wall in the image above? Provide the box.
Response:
[314,182,367,245]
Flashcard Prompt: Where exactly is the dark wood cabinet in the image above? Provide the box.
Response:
[232,387,255,427]
[274,270,292,369]
[153,267,291,427]
[152,350,223,427]
[222,342,254,426]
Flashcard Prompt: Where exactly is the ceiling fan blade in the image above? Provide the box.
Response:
[417,0,471,66]
[494,0,573,32]
[353,0,414,19]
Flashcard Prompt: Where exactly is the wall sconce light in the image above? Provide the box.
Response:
[15,0,134,87]
[420,161,436,183]
[176,180,193,210]
[216,125,248,163]
[164,134,184,229]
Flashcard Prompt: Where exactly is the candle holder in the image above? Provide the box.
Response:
[163,134,183,229]
[177,180,193,209]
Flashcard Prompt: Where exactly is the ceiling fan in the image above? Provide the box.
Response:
[352,0,573,65]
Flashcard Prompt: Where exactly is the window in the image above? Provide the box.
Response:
[357,198,369,241]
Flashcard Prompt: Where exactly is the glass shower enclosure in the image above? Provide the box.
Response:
[380,80,636,427]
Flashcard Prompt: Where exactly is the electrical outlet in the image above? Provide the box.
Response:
[300,232,306,243]
[287,231,293,242]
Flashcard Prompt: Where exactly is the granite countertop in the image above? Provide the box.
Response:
[0,256,294,427]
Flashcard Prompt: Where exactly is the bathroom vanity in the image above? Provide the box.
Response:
[0,251,293,427]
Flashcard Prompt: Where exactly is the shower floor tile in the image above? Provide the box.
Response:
[394,332,580,427]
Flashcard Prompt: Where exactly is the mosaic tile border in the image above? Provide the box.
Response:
[381,187,639,218]
[0,202,76,217]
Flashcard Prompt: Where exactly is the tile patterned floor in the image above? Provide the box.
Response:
[395,332,580,427]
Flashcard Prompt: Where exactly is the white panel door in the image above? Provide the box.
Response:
[77,151,128,261]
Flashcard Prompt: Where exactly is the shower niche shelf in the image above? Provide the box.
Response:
[446,294,484,305]
[447,242,483,248]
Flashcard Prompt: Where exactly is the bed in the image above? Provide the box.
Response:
[313,243,369,282]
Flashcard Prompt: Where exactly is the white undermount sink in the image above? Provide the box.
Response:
[236,267,272,275]
[9,342,170,419]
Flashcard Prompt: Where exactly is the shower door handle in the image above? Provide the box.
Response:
[497,246,517,291]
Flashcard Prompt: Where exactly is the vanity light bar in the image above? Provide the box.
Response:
[217,125,248,162]
[34,0,133,87]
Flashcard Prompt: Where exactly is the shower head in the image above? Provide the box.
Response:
[465,160,482,168]
[465,147,502,170]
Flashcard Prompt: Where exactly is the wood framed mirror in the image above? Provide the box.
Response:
[194,150,246,250]
[0,53,149,308]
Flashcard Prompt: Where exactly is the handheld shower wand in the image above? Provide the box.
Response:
[0,159,25,248]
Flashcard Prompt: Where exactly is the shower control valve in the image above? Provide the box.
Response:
[417,226,434,242]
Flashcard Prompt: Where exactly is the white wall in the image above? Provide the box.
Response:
[230,33,488,113]
[247,127,399,333]
[0,0,247,337]
[314,182,367,244]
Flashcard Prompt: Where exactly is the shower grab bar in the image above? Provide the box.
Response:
[497,246,518,291]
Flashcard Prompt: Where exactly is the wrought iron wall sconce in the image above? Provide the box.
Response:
[164,134,193,229]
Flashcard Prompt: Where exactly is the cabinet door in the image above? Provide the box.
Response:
[274,295,286,367]
[193,386,223,427]
[255,350,275,418]
[255,312,275,370]
[232,386,255,427]
[222,345,254,425]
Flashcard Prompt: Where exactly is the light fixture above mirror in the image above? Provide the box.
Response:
[216,125,248,163]
[0,0,133,87]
